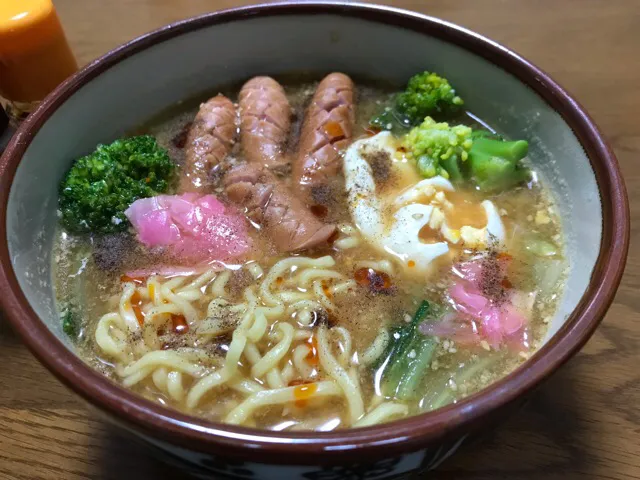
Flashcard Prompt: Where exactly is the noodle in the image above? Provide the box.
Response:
[317,325,365,423]
[94,255,403,429]
[361,328,390,366]
[355,403,409,427]
[251,323,294,378]
[225,381,342,425]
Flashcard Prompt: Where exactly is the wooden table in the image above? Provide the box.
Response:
[1,1,638,479]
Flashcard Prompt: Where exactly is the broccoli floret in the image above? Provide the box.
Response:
[397,72,464,124]
[404,118,530,191]
[370,71,464,130]
[59,135,175,234]
[404,117,473,179]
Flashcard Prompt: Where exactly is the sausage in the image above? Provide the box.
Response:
[293,73,355,204]
[180,94,237,192]
[224,163,336,252]
[239,76,291,170]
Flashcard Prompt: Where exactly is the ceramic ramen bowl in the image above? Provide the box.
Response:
[0,3,629,479]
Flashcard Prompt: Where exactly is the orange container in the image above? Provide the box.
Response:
[0,0,78,124]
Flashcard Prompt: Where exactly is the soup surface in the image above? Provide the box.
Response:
[54,73,566,431]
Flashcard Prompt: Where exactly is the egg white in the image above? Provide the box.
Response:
[343,132,507,274]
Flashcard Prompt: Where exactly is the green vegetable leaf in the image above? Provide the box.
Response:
[378,301,436,401]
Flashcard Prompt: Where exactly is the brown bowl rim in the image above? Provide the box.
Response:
[0,1,629,465]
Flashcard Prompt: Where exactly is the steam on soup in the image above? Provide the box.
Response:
[54,71,566,431]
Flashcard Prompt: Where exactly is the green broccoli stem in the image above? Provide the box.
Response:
[468,136,529,192]
[471,137,528,162]
[440,155,463,182]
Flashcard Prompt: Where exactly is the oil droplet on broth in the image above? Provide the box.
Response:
[294,383,318,408]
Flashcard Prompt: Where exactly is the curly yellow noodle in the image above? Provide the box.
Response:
[317,325,364,423]
[243,343,261,365]
[95,312,128,358]
[251,323,294,378]
[292,344,314,379]
[294,309,313,326]
[279,291,314,303]
[142,322,162,351]
[330,280,357,295]
[288,299,324,313]
[361,328,390,367]
[354,403,409,427]
[167,371,185,402]
[225,381,342,425]
[186,369,231,409]
[260,256,335,306]
[332,326,352,366]
[334,236,360,250]
[122,366,156,387]
[258,304,286,319]
[174,289,203,302]
[244,343,285,389]
[246,309,267,342]
[229,378,264,394]
[119,282,140,331]
[152,367,168,391]
[280,362,295,385]
[210,270,231,298]
[246,262,264,280]
[224,332,247,376]
[162,276,188,291]
[334,224,362,250]
[197,316,239,337]
[312,280,335,312]
[295,269,344,286]
[159,284,198,324]
[147,276,162,305]
[122,351,205,378]
[179,269,218,293]
[294,330,313,341]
